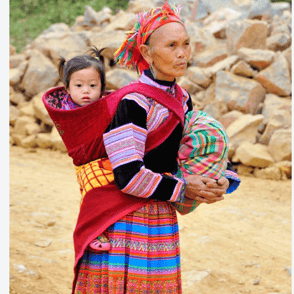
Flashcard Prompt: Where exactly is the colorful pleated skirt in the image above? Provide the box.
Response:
[74,200,182,294]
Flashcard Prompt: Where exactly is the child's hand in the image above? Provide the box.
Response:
[185,175,225,204]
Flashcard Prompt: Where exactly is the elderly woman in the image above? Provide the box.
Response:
[73,2,239,293]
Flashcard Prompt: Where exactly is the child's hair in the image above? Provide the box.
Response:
[58,46,106,95]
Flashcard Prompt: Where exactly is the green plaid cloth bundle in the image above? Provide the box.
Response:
[173,110,229,215]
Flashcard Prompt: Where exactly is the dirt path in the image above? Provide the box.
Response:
[9,146,291,294]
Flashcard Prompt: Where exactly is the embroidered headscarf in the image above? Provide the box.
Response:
[114,2,184,74]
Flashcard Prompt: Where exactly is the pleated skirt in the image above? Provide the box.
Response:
[74,200,182,294]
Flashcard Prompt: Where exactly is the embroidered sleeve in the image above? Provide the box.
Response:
[103,94,186,202]
[225,161,241,193]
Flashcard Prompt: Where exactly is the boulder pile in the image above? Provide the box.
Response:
[9,0,292,180]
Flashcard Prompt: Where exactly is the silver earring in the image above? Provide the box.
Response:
[150,63,156,79]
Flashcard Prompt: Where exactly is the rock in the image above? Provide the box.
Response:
[237,48,276,70]
[19,50,59,98]
[271,2,291,16]
[215,71,266,114]
[255,53,291,97]
[34,239,52,248]
[127,0,155,13]
[202,100,228,120]
[259,109,291,144]
[282,46,291,75]
[9,105,20,126]
[25,123,41,136]
[261,93,292,125]
[10,89,26,105]
[87,30,128,56]
[51,127,67,152]
[186,66,212,88]
[226,114,264,151]
[20,135,37,149]
[41,23,71,35]
[178,77,204,95]
[268,128,291,162]
[202,8,243,38]
[271,14,291,36]
[13,116,36,136]
[83,6,112,28]
[106,69,138,90]
[254,164,284,181]
[10,54,27,68]
[193,45,228,68]
[205,55,239,75]
[227,20,268,55]
[103,10,136,32]
[191,82,216,109]
[236,164,254,176]
[232,141,274,168]
[35,133,53,149]
[19,103,35,117]
[218,110,244,129]
[31,92,54,126]
[9,60,29,86]
[10,44,16,56]
[11,134,25,146]
[32,31,89,66]
[231,60,257,78]
[266,33,291,51]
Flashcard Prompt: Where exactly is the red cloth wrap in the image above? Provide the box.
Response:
[42,83,184,293]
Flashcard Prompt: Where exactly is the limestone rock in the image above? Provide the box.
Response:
[104,10,136,32]
[202,101,228,120]
[20,135,37,149]
[9,105,20,126]
[205,56,239,75]
[268,128,291,162]
[9,61,29,86]
[259,109,291,145]
[266,33,291,51]
[237,48,276,70]
[19,103,35,117]
[83,6,112,28]
[31,92,54,126]
[236,164,254,177]
[282,46,291,74]
[32,31,89,66]
[10,54,27,68]
[186,67,212,88]
[13,116,36,136]
[10,44,16,55]
[227,20,268,55]
[127,0,155,13]
[193,45,228,68]
[192,82,216,109]
[25,123,41,136]
[226,114,264,151]
[35,133,53,149]
[215,71,266,114]
[19,50,59,98]
[178,77,204,95]
[261,93,292,124]
[10,89,26,105]
[255,53,291,96]
[231,60,257,78]
[218,110,244,129]
[232,141,274,168]
[106,69,138,90]
[253,165,283,181]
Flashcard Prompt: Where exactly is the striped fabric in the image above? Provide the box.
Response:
[74,201,181,294]
[173,110,229,215]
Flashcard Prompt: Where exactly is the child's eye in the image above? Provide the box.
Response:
[90,84,96,88]
[76,84,82,87]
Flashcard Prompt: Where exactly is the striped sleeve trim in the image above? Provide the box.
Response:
[121,93,150,113]
[103,123,147,169]
[121,166,162,198]
[170,177,187,202]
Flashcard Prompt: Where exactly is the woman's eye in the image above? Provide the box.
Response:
[169,43,175,47]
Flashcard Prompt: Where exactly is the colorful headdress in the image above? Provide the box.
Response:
[114,2,183,74]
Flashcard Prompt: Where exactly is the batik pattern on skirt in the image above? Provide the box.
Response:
[74,200,182,294]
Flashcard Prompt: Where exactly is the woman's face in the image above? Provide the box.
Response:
[142,22,191,82]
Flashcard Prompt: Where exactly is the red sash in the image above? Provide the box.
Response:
[42,83,184,293]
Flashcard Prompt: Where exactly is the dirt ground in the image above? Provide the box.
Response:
[9,146,292,294]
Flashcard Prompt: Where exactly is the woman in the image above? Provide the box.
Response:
[73,2,239,293]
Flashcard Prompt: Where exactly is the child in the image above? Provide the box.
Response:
[57,46,111,251]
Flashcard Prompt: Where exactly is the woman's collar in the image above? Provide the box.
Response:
[144,69,176,87]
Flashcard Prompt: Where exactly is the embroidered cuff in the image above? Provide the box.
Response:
[170,178,188,202]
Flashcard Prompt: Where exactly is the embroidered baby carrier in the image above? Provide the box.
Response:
[42,83,185,293]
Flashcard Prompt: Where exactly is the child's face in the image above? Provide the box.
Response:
[68,67,102,106]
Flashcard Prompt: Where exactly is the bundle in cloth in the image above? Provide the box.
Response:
[173,110,229,215]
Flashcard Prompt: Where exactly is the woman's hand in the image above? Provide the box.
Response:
[185,175,229,204]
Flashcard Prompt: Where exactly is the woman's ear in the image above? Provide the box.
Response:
[139,44,153,65]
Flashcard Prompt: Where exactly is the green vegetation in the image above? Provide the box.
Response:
[10,0,129,53]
